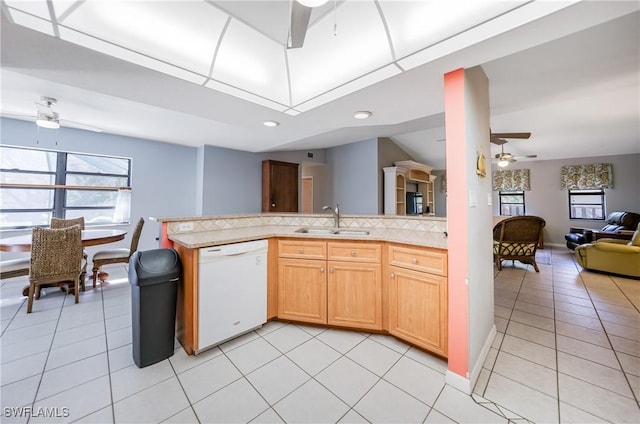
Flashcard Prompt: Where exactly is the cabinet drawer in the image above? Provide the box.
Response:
[278,240,326,260]
[327,242,381,263]
[388,245,447,276]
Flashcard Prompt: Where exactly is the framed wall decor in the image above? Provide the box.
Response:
[476,151,487,177]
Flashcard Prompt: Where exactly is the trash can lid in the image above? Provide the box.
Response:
[130,248,181,286]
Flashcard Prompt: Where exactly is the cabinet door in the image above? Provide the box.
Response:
[278,258,327,324]
[388,265,447,356]
[262,160,298,212]
[327,261,382,330]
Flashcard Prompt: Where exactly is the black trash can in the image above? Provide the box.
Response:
[129,248,181,368]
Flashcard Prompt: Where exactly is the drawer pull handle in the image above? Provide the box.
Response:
[350,250,356,256]
[390,273,395,279]
[320,267,324,273]
[329,268,334,273]
[299,248,304,254]
[412,258,418,264]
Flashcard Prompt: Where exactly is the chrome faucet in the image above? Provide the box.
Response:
[323,203,340,228]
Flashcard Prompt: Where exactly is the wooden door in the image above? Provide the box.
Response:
[327,261,382,330]
[262,160,298,212]
[388,265,447,356]
[278,258,327,324]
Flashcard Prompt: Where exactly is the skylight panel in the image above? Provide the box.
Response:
[380,1,527,60]
[287,0,393,105]
[56,1,227,76]
[212,19,290,106]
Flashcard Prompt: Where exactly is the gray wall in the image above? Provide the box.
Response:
[201,145,263,214]
[491,153,640,245]
[0,117,198,255]
[326,139,379,214]
[432,169,447,217]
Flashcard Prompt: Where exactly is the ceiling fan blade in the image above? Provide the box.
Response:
[513,154,538,158]
[60,119,103,133]
[491,132,531,139]
[287,1,312,49]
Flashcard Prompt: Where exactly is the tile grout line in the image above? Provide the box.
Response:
[571,254,640,409]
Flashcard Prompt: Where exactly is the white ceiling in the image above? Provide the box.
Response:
[1,1,638,170]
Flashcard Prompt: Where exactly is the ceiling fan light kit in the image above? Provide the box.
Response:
[296,0,329,7]
[36,111,60,129]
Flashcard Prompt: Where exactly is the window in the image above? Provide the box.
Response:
[0,145,132,230]
[499,190,525,216]
[569,189,605,220]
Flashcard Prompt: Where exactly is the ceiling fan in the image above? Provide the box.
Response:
[493,143,537,167]
[490,131,531,145]
[288,0,331,49]
[3,97,103,132]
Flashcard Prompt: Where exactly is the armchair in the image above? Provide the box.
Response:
[493,215,546,272]
[565,211,640,250]
[575,225,640,277]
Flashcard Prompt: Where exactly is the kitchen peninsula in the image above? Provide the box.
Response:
[153,214,449,359]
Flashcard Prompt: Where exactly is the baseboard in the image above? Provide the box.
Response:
[544,242,566,248]
[469,324,497,391]
[446,324,497,395]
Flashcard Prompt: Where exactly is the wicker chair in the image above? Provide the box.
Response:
[50,216,89,289]
[50,217,85,230]
[27,225,86,313]
[91,217,144,286]
[493,216,546,272]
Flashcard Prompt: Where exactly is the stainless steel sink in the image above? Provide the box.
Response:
[295,227,370,236]
[333,229,370,236]
[295,227,335,235]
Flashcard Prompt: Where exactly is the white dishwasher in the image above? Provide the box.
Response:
[197,239,267,353]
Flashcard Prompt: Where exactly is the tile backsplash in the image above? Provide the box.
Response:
[165,214,446,235]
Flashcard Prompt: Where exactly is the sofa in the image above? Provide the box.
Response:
[565,211,640,250]
[575,224,640,278]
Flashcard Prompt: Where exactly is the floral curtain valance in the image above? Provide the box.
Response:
[492,169,531,191]
[560,163,613,189]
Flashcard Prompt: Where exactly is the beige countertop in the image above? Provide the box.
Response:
[169,225,448,250]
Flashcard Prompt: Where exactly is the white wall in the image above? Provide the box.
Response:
[491,153,640,245]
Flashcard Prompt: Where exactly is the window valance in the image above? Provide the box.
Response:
[492,169,531,191]
[560,163,613,189]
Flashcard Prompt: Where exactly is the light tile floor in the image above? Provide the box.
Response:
[476,247,640,424]
[1,247,638,423]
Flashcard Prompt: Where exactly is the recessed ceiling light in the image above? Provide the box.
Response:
[353,111,372,120]
[263,120,279,127]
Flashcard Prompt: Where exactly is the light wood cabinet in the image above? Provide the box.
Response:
[278,258,327,324]
[387,244,448,356]
[277,240,382,329]
[327,242,382,330]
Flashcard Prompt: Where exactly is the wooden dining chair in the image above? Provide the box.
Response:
[91,217,144,287]
[27,225,87,313]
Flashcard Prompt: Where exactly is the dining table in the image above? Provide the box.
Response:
[0,229,127,252]
[0,229,127,296]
